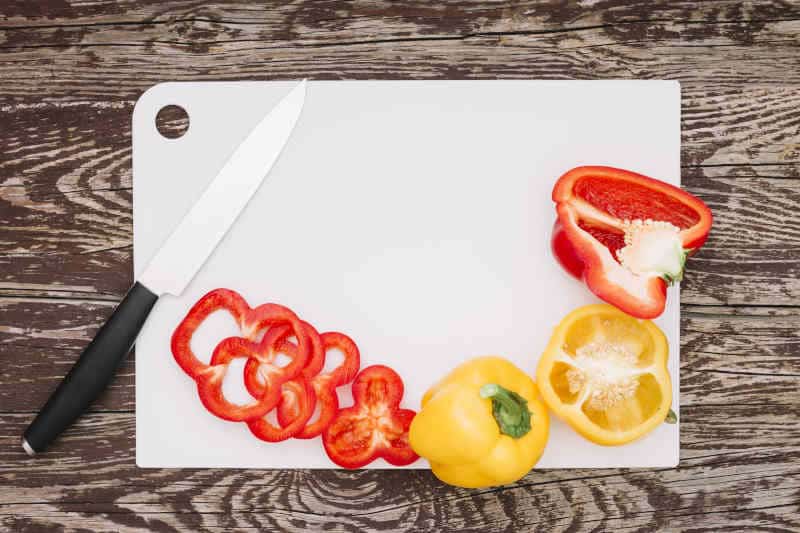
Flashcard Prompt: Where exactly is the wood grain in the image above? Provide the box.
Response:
[4,152,799,304]
[2,301,798,413]
[0,1,799,97]
[1,411,798,532]
[1,1,799,531]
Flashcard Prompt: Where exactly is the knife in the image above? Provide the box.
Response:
[22,80,308,456]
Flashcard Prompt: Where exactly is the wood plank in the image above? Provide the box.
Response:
[680,169,800,306]
[0,1,799,103]
[0,249,132,300]
[683,304,800,317]
[2,88,799,307]
[0,412,797,531]
[2,1,799,530]
[1,89,798,179]
[0,28,798,103]
[7,10,800,60]
[4,0,800,29]
[682,88,800,168]
[0,174,800,305]
[683,308,800,377]
[2,298,797,412]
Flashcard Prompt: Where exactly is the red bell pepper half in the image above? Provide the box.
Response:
[322,365,418,468]
[171,289,309,422]
[552,166,712,318]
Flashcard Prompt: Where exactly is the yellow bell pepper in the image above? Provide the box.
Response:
[536,304,673,446]
[409,356,549,488]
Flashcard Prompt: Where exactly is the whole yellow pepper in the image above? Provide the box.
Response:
[409,356,549,488]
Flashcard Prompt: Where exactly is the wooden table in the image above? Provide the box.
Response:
[2,2,799,531]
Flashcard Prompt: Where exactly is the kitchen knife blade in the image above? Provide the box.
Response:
[22,80,308,456]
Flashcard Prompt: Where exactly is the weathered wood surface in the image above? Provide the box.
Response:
[1,1,799,531]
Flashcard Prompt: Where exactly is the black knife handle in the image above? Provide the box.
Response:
[22,282,159,455]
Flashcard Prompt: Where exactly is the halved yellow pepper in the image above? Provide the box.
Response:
[409,357,549,488]
[536,304,672,446]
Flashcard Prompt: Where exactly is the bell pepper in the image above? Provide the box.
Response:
[278,331,361,439]
[171,288,310,422]
[246,321,323,442]
[409,357,549,488]
[552,166,712,318]
[536,304,672,446]
[322,365,417,468]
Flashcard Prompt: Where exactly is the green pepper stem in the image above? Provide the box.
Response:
[479,383,532,439]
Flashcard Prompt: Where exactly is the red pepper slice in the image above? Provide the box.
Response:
[277,331,360,439]
[322,365,418,469]
[247,378,315,442]
[171,289,250,379]
[552,166,712,318]
[245,322,323,442]
[171,289,309,422]
[195,334,304,422]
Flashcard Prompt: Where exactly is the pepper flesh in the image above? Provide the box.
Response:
[409,356,549,488]
[171,288,309,422]
[322,365,417,468]
[536,304,672,446]
[552,166,712,318]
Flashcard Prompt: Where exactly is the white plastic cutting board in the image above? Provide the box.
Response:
[133,80,681,469]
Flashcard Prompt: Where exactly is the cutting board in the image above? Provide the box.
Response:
[133,80,681,469]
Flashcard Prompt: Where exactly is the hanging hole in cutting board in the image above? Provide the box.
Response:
[155,104,189,139]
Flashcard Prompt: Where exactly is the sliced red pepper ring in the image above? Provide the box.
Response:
[246,322,324,442]
[243,322,323,398]
[199,325,309,422]
[278,331,361,440]
[322,365,418,469]
[193,337,278,421]
[552,166,712,318]
[172,289,310,376]
[247,378,315,442]
[171,289,250,378]
[171,289,310,422]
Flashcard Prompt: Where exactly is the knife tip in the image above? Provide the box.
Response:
[293,79,308,100]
